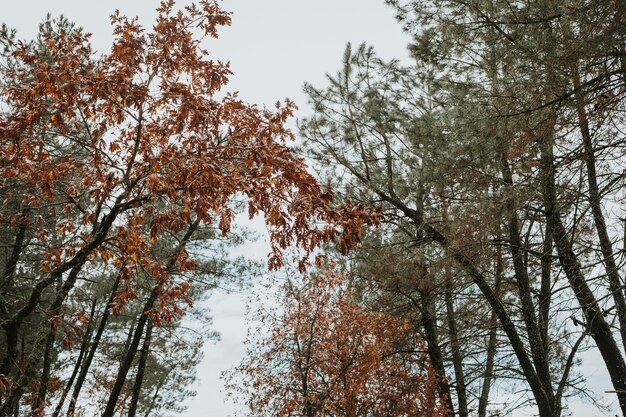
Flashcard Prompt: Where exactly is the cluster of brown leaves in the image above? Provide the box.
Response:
[0,0,378,324]
[231,268,448,417]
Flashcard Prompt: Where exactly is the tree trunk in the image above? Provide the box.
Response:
[419,282,455,416]
[66,274,123,417]
[128,318,154,417]
[374,190,554,417]
[52,299,97,417]
[540,127,626,415]
[500,152,555,408]
[101,219,199,417]
[443,271,468,417]
[0,321,20,382]
[538,221,553,356]
[0,207,30,289]
[144,383,162,417]
[478,249,502,417]
[101,287,158,417]
[33,322,56,415]
[573,76,626,353]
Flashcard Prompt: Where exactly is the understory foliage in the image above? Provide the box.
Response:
[0,1,377,416]
[231,268,448,417]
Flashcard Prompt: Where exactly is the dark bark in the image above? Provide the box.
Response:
[0,387,23,417]
[101,219,200,417]
[120,316,138,366]
[127,318,154,417]
[371,190,553,417]
[574,78,626,353]
[413,211,550,414]
[478,250,502,417]
[0,332,37,416]
[414,187,454,416]
[538,221,553,355]
[500,153,555,406]
[419,282,455,416]
[1,201,124,386]
[0,207,30,289]
[52,299,97,417]
[101,287,158,417]
[66,274,123,417]
[295,308,316,417]
[555,332,586,415]
[540,129,626,415]
[144,382,162,417]
[34,323,56,414]
[33,263,86,413]
[0,321,19,379]
[10,199,123,328]
[443,271,468,417]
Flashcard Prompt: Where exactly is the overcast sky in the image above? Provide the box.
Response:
[2,1,618,416]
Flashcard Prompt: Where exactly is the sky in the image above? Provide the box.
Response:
[1,1,619,416]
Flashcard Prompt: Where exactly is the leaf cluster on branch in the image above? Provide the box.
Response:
[0,2,377,415]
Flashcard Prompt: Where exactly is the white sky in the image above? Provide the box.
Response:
[2,1,618,416]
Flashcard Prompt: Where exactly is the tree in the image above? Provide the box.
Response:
[230,268,448,417]
[383,1,626,413]
[345,228,514,417]
[300,38,605,416]
[0,2,376,415]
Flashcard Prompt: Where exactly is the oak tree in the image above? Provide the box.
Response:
[0,2,376,415]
